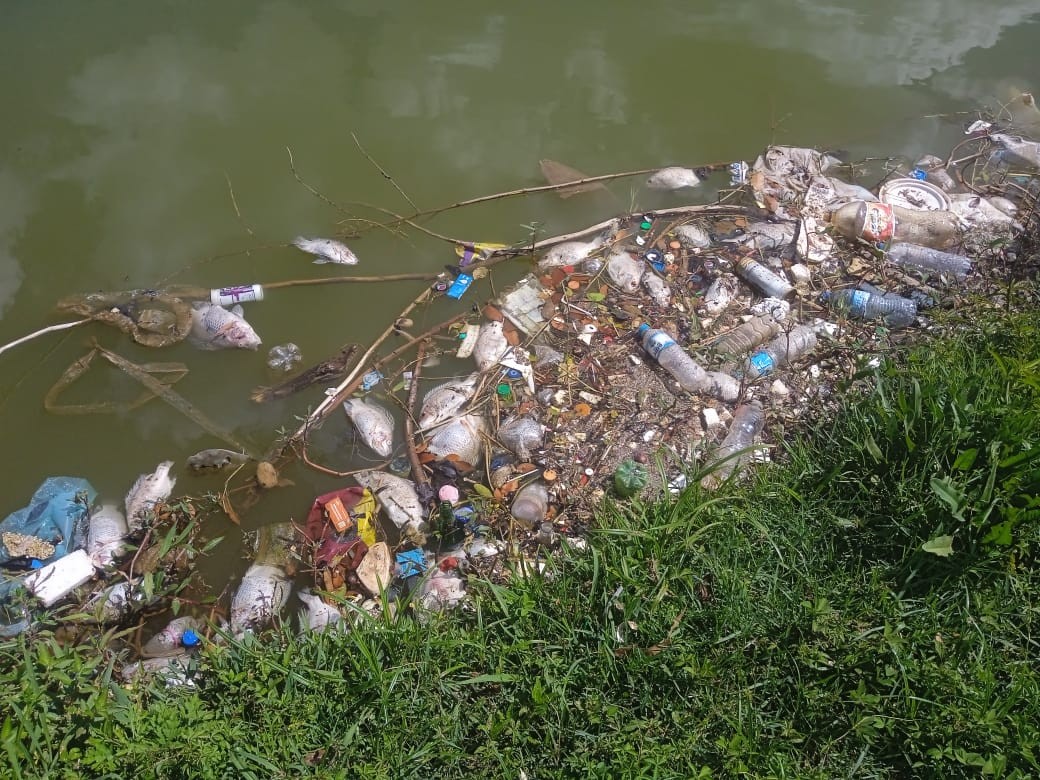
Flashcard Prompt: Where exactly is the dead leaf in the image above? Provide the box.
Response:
[219,493,242,526]
[574,403,592,416]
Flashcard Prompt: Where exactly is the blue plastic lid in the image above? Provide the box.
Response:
[637,323,650,334]
[29,559,43,570]
[181,629,201,648]
[910,168,927,180]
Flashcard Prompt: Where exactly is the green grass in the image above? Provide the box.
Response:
[3,307,1040,778]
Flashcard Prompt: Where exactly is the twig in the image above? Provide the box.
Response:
[263,272,440,289]
[403,341,430,489]
[287,146,350,215]
[223,172,255,238]
[352,132,420,213]
[0,319,91,358]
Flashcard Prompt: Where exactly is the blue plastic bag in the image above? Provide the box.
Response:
[0,477,96,566]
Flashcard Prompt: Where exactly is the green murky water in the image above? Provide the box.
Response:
[1,1,1039,586]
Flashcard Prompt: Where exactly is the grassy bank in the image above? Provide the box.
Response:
[3,303,1040,779]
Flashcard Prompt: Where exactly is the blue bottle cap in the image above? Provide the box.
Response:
[29,559,43,570]
[910,168,927,180]
[181,629,201,648]
[505,368,523,380]
[637,323,650,334]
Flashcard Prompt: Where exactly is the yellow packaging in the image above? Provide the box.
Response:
[354,489,378,547]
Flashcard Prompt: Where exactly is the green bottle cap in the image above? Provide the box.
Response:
[496,383,512,397]
[640,220,652,230]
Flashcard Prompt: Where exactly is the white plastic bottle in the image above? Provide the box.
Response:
[820,288,917,329]
[701,401,766,489]
[886,243,972,281]
[741,325,819,379]
[142,616,203,658]
[638,325,739,400]
[735,258,794,299]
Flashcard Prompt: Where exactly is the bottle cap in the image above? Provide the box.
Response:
[30,559,43,570]
[637,323,649,334]
[640,220,652,230]
[438,484,460,503]
[496,383,514,399]
[181,629,201,648]
[505,368,523,380]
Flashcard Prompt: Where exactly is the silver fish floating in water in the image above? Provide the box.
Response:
[496,415,544,461]
[125,460,176,532]
[343,397,395,458]
[87,503,128,568]
[298,589,342,633]
[354,470,424,533]
[418,374,479,430]
[292,236,359,265]
[538,236,605,269]
[646,166,702,191]
[427,413,487,467]
[472,320,510,372]
[189,303,261,351]
[230,563,290,635]
[186,448,249,473]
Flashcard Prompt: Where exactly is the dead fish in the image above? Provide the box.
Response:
[142,616,203,658]
[418,569,467,611]
[343,397,395,458]
[427,413,487,467]
[87,503,128,568]
[125,460,176,532]
[497,415,543,461]
[472,320,510,371]
[189,302,261,351]
[646,166,702,190]
[298,589,342,633]
[675,224,712,249]
[186,448,249,473]
[83,580,149,624]
[642,271,672,308]
[251,343,358,404]
[354,471,424,533]
[230,563,290,635]
[606,248,642,293]
[292,236,359,265]
[539,159,608,198]
[539,236,604,269]
[418,374,479,430]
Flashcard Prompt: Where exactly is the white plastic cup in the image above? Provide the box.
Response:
[210,284,264,306]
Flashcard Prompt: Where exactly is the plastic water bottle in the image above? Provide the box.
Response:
[701,402,765,489]
[734,258,794,299]
[267,343,302,372]
[820,288,917,329]
[829,200,959,249]
[511,482,549,529]
[886,243,973,281]
[712,313,782,357]
[914,155,957,192]
[741,325,819,379]
[210,284,264,306]
[637,324,739,400]
[142,617,203,658]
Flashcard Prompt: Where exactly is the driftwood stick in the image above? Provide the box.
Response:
[352,132,421,213]
[403,341,430,489]
[0,319,91,359]
[263,272,440,290]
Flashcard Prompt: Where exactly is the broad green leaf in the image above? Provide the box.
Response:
[472,483,494,499]
[922,535,955,557]
[864,433,883,462]
[952,448,978,471]
[930,475,966,521]
[584,292,606,302]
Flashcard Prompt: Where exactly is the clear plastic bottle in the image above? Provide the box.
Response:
[914,155,957,192]
[267,343,302,372]
[637,324,739,400]
[886,243,973,281]
[820,288,917,329]
[142,616,203,658]
[700,402,765,489]
[741,324,819,379]
[511,482,549,529]
[735,258,794,299]
[830,200,959,249]
[712,313,782,357]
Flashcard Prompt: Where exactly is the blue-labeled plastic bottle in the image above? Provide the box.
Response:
[820,288,917,328]
[638,324,739,400]
[741,325,819,379]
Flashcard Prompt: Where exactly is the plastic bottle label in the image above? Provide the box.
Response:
[211,284,263,305]
[859,202,895,244]
[643,332,676,360]
[849,290,871,313]
[749,352,775,376]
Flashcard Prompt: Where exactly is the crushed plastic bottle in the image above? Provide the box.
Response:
[637,324,739,401]
[701,402,765,489]
[820,288,917,329]
[886,243,973,281]
[266,343,301,372]
[712,313,782,357]
[142,616,203,658]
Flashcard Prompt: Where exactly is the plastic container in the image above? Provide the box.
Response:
[211,284,264,306]
[830,200,959,250]
[266,343,302,372]
[511,482,549,529]
[712,313,782,357]
[820,288,917,329]
[742,325,819,379]
[878,178,951,212]
[638,324,739,400]
[701,402,765,488]
[886,243,973,281]
[735,258,794,299]
[142,616,204,658]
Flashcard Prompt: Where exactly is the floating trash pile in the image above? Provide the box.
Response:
[3,106,1040,681]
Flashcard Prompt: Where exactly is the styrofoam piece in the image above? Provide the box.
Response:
[24,549,94,607]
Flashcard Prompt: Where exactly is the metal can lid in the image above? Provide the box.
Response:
[878,177,951,211]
